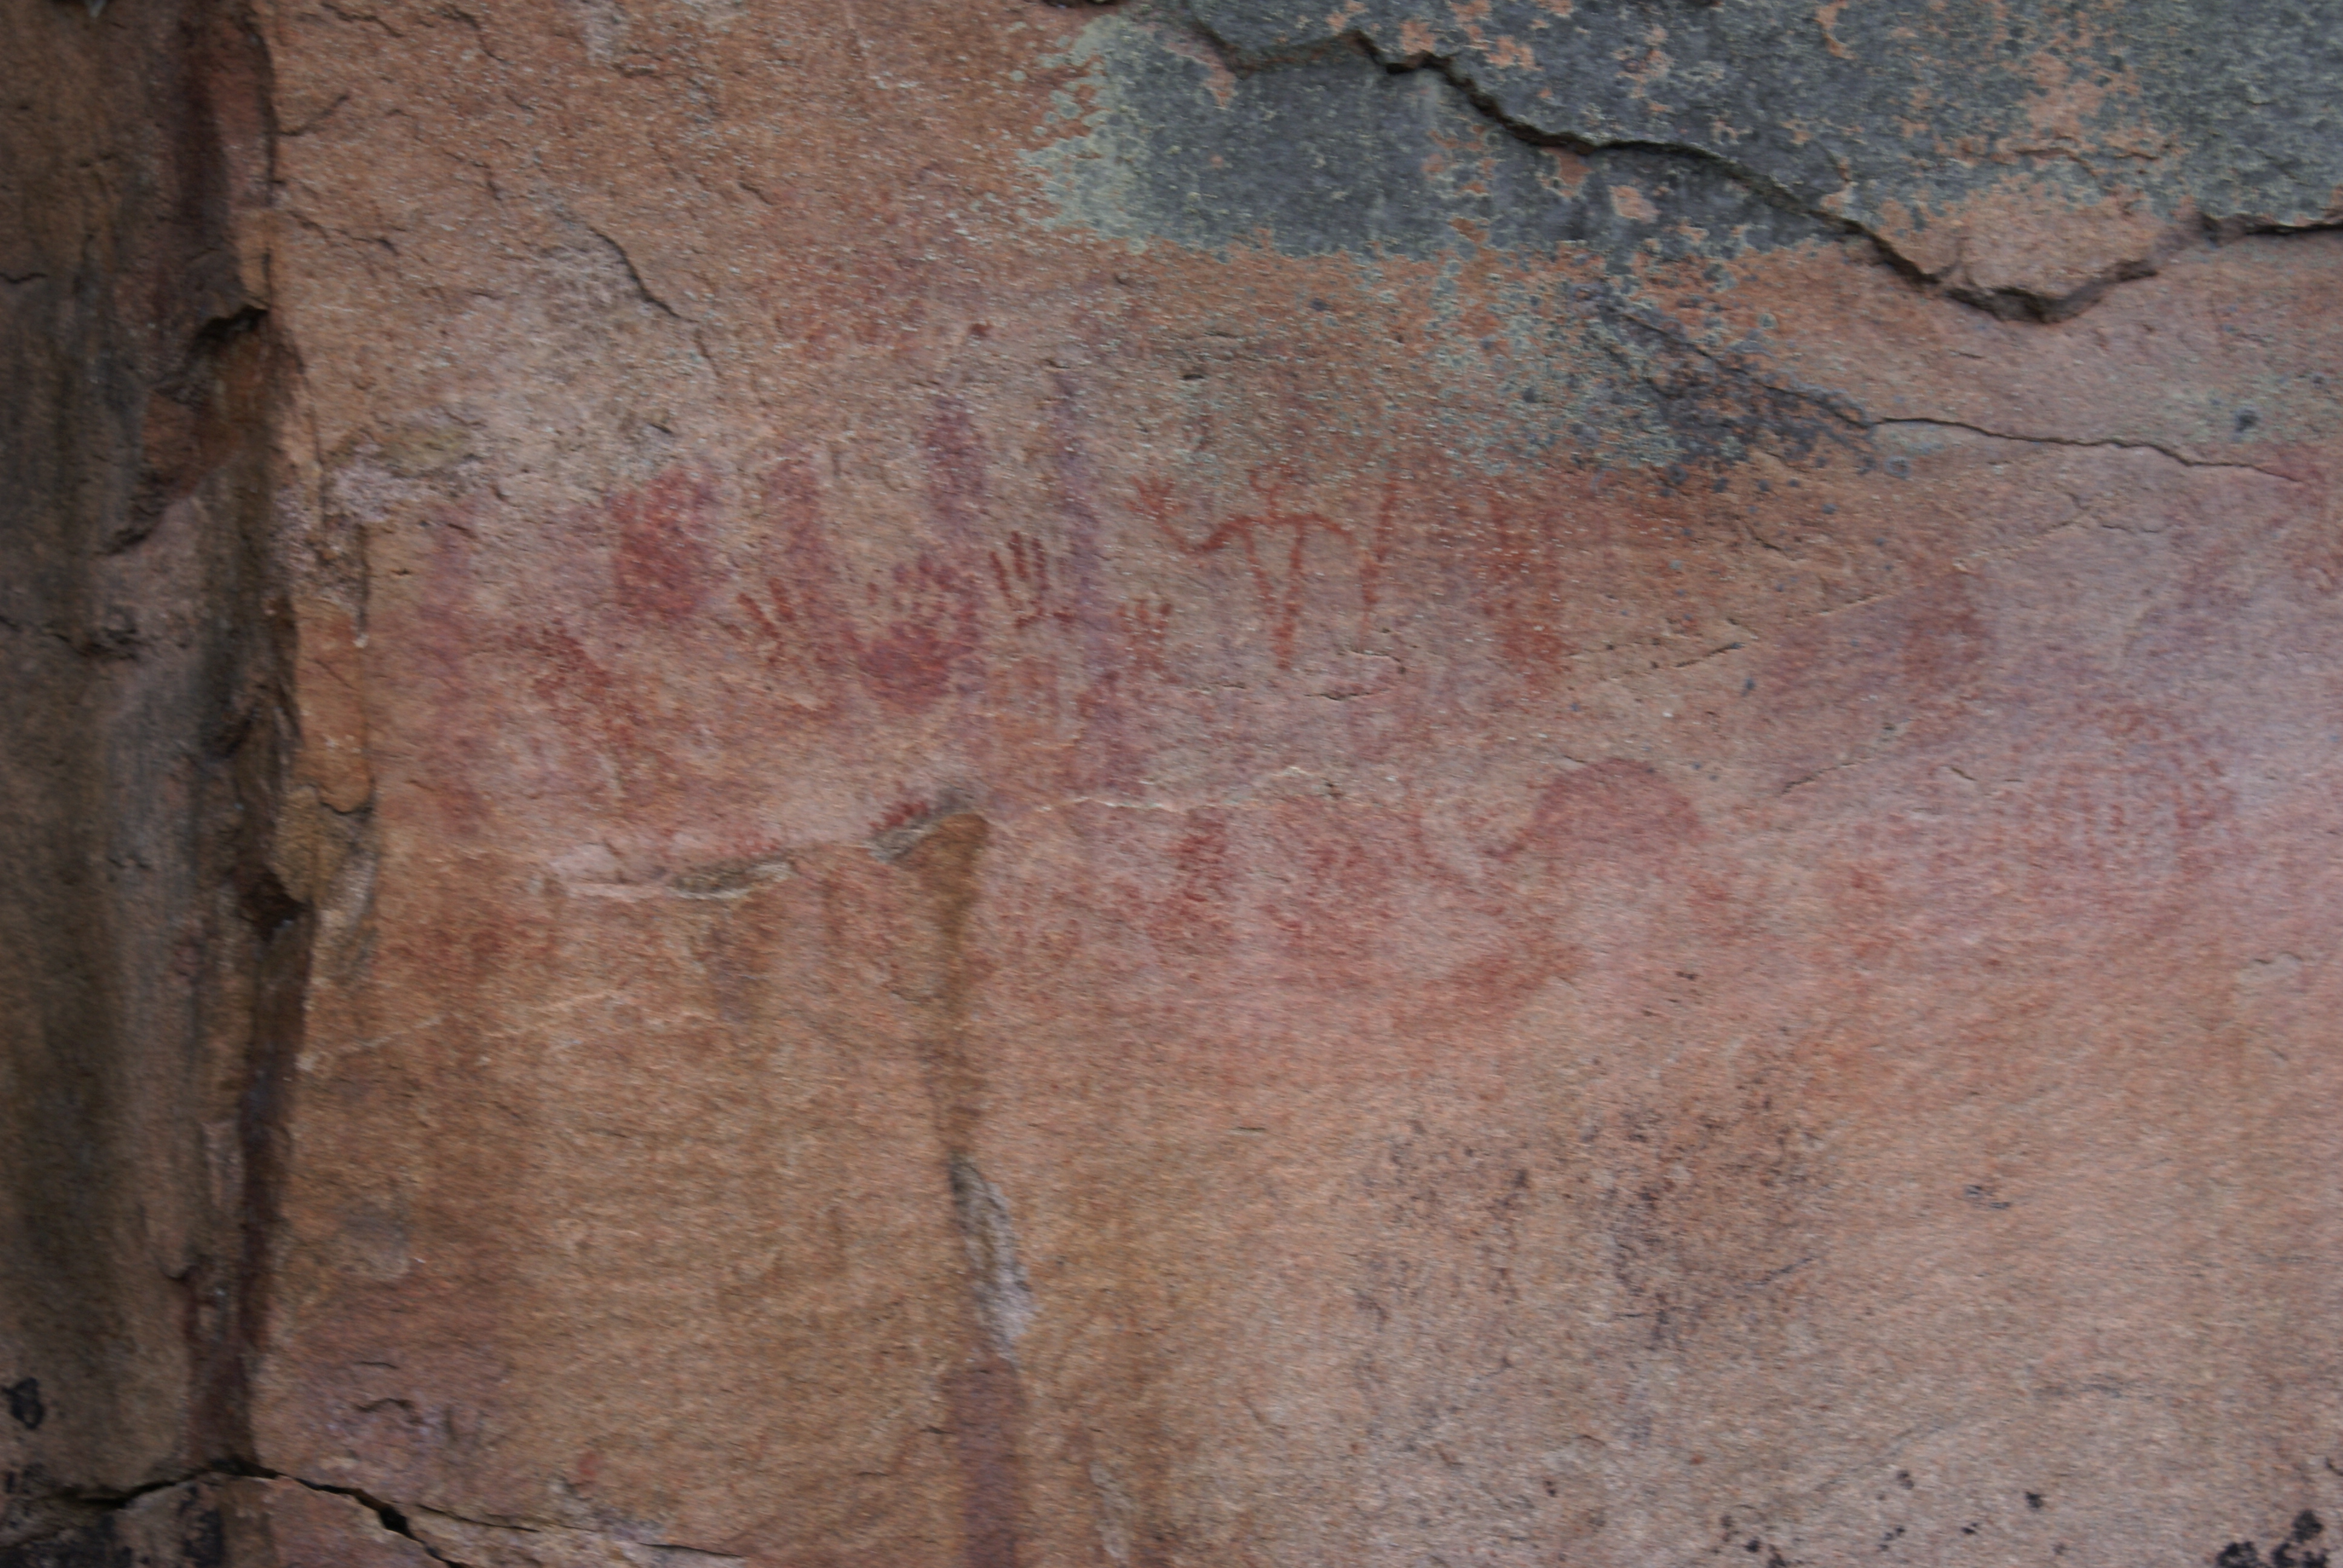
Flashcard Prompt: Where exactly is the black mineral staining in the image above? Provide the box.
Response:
[2,1381,40,1433]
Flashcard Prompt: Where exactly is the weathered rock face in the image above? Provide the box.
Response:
[7,1,2342,1564]
[3,0,284,1544]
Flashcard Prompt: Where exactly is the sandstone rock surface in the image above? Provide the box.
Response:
[7,1,2343,1565]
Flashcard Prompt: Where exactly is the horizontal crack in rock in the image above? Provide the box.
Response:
[20,1468,742,1568]
[1869,416,2301,481]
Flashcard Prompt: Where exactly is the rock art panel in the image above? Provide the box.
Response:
[5,0,2342,1566]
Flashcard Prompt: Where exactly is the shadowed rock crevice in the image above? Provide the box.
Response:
[2,0,315,1546]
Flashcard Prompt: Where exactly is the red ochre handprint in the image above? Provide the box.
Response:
[855,552,980,713]
[723,453,978,714]
[988,530,1068,633]
[1135,469,1398,670]
[610,467,719,627]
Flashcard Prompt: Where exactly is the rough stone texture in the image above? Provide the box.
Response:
[0,1476,438,1568]
[2,0,287,1541]
[6,0,2343,1565]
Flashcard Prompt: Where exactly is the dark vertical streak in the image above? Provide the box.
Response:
[894,814,1026,1568]
[898,813,991,1157]
[208,900,310,1465]
[942,1354,1026,1568]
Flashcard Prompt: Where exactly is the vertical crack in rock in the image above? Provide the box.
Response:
[211,890,312,1466]
[891,813,1028,1568]
[198,24,318,1477]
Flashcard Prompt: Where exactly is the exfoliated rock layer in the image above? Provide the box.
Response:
[5,1,2342,1565]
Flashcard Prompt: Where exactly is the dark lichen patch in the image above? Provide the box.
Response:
[1179,0,2343,304]
[1027,10,1835,267]
[2217,1510,2330,1568]
[1714,1514,1803,1567]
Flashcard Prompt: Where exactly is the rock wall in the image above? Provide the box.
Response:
[3,0,288,1544]
[6,1,2342,1565]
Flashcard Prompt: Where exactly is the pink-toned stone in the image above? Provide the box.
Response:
[7,1,2342,1566]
